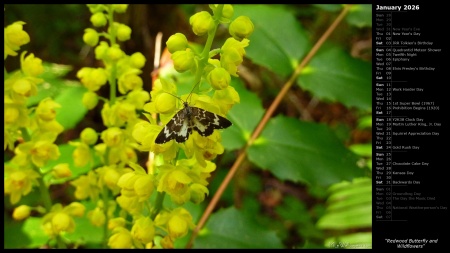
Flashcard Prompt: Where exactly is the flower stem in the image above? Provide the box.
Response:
[36,170,52,212]
[101,187,111,248]
[151,191,165,220]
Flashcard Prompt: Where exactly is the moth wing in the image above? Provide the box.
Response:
[191,107,232,137]
[155,110,188,144]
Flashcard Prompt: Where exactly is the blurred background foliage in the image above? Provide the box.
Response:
[4,4,372,249]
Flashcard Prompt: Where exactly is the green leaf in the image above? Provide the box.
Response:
[346,4,372,28]
[222,79,265,150]
[276,196,324,241]
[26,63,74,107]
[312,4,372,28]
[54,84,88,130]
[324,232,372,249]
[234,4,311,78]
[248,116,365,187]
[43,143,101,184]
[312,4,343,12]
[194,207,283,249]
[65,202,104,247]
[3,213,34,248]
[317,177,372,230]
[15,217,49,248]
[298,44,372,111]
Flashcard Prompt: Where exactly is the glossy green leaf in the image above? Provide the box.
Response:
[54,84,88,130]
[298,44,372,111]
[26,63,74,107]
[248,116,365,187]
[43,143,101,184]
[18,217,48,248]
[194,207,283,249]
[234,4,311,78]
[222,80,264,150]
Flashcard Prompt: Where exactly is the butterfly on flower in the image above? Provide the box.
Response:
[154,91,232,144]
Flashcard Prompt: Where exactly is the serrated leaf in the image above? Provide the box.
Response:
[248,116,365,187]
[194,207,283,249]
[298,44,372,110]
[222,80,264,150]
[234,4,311,78]
[54,84,88,130]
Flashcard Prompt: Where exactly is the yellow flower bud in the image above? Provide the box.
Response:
[81,127,98,145]
[220,38,249,76]
[12,205,31,220]
[12,78,35,97]
[126,89,150,110]
[22,53,44,77]
[171,49,195,73]
[108,228,133,249]
[112,4,128,13]
[103,167,121,190]
[73,143,91,167]
[36,98,61,121]
[155,93,177,114]
[52,163,72,179]
[4,21,30,56]
[115,102,136,124]
[4,106,20,124]
[168,215,188,239]
[117,24,132,42]
[65,202,86,217]
[106,45,124,61]
[207,67,231,90]
[108,217,126,230]
[160,236,174,249]
[94,41,109,60]
[222,4,234,20]
[189,11,214,36]
[101,127,124,147]
[133,174,154,201]
[118,74,143,94]
[82,91,99,109]
[88,207,106,227]
[166,33,188,54]
[83,28,99,47]
[77,67,108,91]
[130,52,146,69]
[229,16,254,41]
[86,4,104,14]
[90,12,107,27]
[131,217,155,245]
[189,184,209,204]
[52,212,74,233]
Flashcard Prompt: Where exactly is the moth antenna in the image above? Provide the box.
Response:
[163,91,182,101]
[160,80,201,106]
[186,80,201,105]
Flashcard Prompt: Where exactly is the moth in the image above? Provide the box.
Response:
[155,99,232,144]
